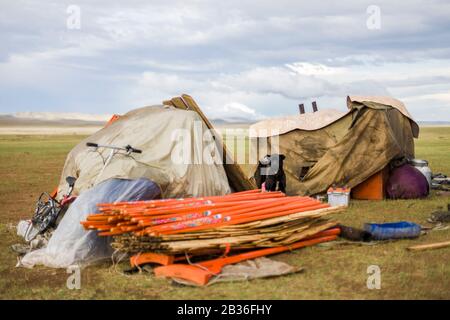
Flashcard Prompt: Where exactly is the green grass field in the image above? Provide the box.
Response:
[0,128,449,299]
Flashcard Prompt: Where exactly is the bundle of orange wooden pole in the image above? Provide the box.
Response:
[81,190,329,236]
[81,190,343,254]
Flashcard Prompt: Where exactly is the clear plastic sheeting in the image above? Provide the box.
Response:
[19,178,160,269]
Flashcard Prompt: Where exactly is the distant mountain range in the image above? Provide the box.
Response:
[0,111,254,126]
[0,112,111,126]
[13,112,111,122]
[417,121,450,126]
[0,112,449,127]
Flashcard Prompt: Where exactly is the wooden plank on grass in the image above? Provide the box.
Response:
[407,240,450,251]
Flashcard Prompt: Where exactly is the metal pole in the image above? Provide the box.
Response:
[299,103,305,114]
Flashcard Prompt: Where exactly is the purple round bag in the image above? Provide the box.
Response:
[386,164,429,199]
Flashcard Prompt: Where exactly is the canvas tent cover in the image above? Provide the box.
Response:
[56,105,231,199]
[249,96,419,196]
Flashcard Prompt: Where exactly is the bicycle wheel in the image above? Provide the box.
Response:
[24,222,41,242]
[25,196,55,242]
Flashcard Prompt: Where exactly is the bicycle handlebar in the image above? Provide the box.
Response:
[86,142,98,148]
[86,142,142,154]
[125,145,142,154]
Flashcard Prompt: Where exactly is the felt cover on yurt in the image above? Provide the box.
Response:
[249,96,418,195]
[56,105,231,198]
[249,108,348,137]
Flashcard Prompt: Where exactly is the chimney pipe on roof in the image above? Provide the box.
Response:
[299,103,305,114]
[312,101,318,112]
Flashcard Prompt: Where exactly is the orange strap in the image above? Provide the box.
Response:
[222,244,231,257]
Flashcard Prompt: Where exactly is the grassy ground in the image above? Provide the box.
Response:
[0,128,449,299]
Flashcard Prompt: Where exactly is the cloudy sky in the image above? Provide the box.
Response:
[1,0,450,121]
